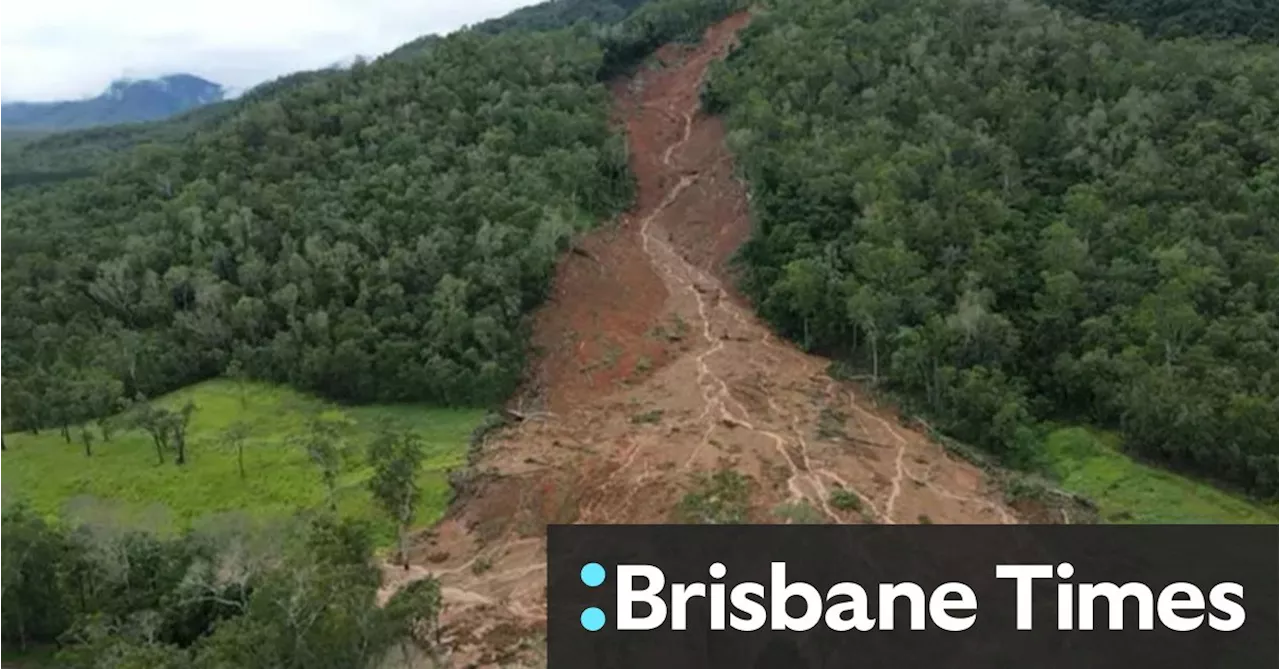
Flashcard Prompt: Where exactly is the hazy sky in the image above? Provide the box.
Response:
[1,0,536,102]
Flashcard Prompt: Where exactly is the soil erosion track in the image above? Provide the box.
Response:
[382,12,1018,665]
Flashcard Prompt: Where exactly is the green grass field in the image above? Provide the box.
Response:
[1042,426,1277,524]
[1,379,486,544]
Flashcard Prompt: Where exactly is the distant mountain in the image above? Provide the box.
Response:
[1,74,225,131]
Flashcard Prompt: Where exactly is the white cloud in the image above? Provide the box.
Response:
[0,0,537,101]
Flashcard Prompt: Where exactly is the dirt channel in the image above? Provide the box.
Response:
[380,13,1019,666]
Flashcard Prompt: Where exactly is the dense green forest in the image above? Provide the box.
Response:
[705,0,1277,494]
[388,0,652,59]
[2,29,631,427]
[0,0,747,432]
[1044,0,1277,41]
[475,0,652,34]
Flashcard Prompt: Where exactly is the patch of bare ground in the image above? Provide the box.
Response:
[379,12,1030,666]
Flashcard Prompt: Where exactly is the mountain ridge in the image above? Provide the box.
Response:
[1,73,225,131]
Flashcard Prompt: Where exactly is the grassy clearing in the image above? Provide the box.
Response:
[1042,426,1277,524]
[1,379,485,544]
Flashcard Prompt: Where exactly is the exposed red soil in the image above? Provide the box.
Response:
[379,13,1023,666]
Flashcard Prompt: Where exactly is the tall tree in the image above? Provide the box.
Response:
[366,428,425,569]
[132,401,173,465]
[170,401,197,466]
[77,426,95,458]
[294,415,351,510]
[222,422,251,480]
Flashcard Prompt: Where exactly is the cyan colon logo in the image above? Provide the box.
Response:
[580,562,607,631]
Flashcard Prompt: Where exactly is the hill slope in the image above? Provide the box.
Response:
[0,29,635,426]
[2,74,225,131]
[0,68,360,190]
[0,0,748,429]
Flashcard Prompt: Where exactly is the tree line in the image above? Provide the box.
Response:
[1043,0,1277,41]
[705,0,1277,494]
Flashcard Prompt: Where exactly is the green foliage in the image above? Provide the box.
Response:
[0,509,438,668]
[293,413,356,509]
[1044,0,1277,41]
[1042,427,1278,523]
[829,487,863,512]
[674,467,751,524]
[474,0,654,36]
[710,0,1277,494]
[2,379,485,544]
[2,504,71,651]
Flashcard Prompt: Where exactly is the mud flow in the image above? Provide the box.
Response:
[379,13,1018,665]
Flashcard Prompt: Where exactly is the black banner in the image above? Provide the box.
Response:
[548,525,1277,668]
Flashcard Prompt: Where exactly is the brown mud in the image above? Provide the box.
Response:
[379,13,1021,666]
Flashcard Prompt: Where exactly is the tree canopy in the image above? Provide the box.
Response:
[1044,0,1277,41]
[706,0,1277,494]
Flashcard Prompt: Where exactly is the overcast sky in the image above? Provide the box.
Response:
[1,0,536,102]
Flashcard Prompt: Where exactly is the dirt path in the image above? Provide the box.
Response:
[381,13,1018,665]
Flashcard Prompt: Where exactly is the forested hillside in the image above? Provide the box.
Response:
[1044,0,1276,41]
[1,30,631,429]
[0,0,722,186]
[705,0,1277,494]
[476,0,651,34]
[2,0,663,187]
[0,0,747,434]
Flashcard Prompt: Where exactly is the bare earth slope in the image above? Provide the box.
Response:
[382,13,1018,665]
